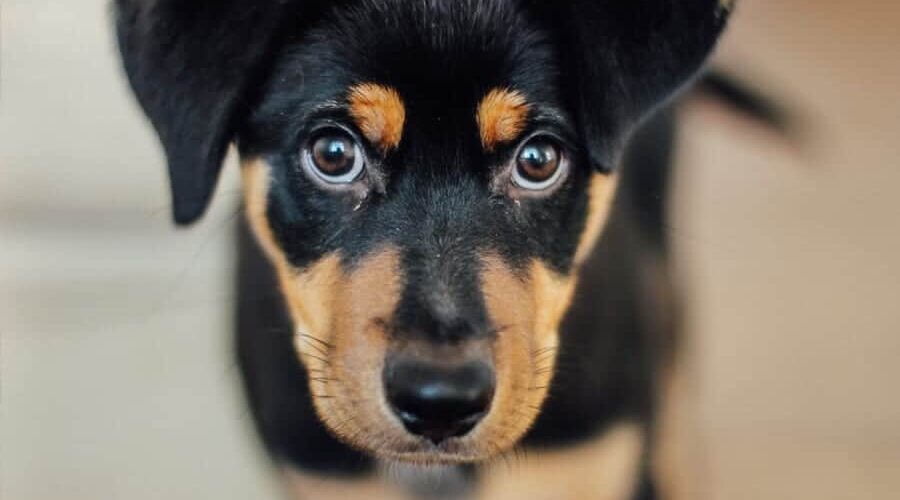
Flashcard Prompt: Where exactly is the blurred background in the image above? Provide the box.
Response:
[2,1,898,499]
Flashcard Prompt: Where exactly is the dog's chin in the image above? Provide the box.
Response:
[379,445,482,466]
[360,434,497,466]
[378,459,477,498]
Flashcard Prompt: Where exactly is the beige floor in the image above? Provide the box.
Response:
[2,1,899,499]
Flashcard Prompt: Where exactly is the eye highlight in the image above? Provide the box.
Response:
[303,129,365,184]
[511,136,566,191]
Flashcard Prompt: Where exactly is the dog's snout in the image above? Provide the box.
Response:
[384,358,494,444]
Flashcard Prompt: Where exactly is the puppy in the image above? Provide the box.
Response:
[115,1,733,498]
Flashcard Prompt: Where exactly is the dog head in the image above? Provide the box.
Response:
[117,0,731,464]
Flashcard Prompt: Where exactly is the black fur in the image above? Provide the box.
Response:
[116,0,731,497]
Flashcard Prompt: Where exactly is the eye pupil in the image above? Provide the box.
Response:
[312,134,356,176]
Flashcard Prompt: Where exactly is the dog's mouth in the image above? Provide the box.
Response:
[311,395,505,465]
[302,331,555,466]
[399,411,487,443]
[343,410,521,466]
[377,436,487,464]
[377,460,478,499]
[306,350,515,465]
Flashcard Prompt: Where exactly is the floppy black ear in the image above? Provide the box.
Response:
[115,0,296,224]
[540,0,734,171]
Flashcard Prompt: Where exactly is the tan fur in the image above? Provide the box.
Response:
[574,173,619,265]
[314,247,402,451]
[348,83,406,152]
[477,88,530,151]
[242,159,405,455]
[475,256,580,457]
[478,255,543,455]
[478,422,645,500]
[530,261,579,350]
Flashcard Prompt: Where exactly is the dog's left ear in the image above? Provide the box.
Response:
[538,0,735,171]
[115,0,297,224]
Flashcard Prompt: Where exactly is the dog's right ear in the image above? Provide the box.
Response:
[115,0,297,224]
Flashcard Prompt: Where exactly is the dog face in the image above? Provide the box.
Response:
[117,0,731,464]
[237,3,606,461]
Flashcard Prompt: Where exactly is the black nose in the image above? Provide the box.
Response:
[384,359,495,444]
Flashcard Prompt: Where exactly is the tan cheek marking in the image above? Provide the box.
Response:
[314,246,403,450]
[530,260,579,350]
[330,246,401,394]
[477,256,580,452]
[477,88,530,151]
[241,159,342,342]
[335,246,403,328]
[504,261,578,440]
[574,173,619,265]
[241,159,284,271]
[348,83,406,152]
[478,422,645,500]
[479,255,537,444]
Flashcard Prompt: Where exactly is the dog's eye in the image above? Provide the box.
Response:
[512,137,566,191]
[303,130,364,184]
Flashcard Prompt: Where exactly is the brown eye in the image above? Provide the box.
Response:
[304,130,364,183]
[512,137,565,190]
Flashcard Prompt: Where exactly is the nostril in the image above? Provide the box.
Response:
[392,376,490,422]
[385,359,494,444]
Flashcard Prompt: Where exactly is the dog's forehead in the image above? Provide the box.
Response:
[291,0,557,113]
[245,0,564,157]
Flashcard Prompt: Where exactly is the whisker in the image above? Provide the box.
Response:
[299,332,334,348]
[299,352,332,366]
[299,338,329,357]
[488,324,512,336]
[532,351,558,365]
[531,346,557,357]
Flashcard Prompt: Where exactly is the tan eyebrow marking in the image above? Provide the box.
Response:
[347,83,406,152]
[477,88,531,151]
